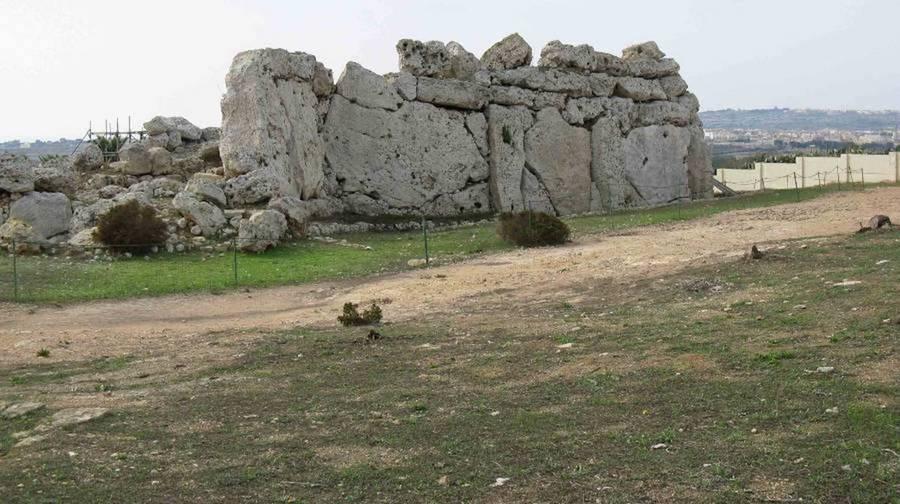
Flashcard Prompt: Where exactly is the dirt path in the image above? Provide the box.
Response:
[2,187,898,366]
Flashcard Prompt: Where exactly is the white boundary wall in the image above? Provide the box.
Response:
[716,152,900,192]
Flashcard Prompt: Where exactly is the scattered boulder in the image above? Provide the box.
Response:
[396,39,451,77]
[33,162,77,194]
[71,143,104,171]
[2,402,45,419]
[5,192,72,240]
[622,41,666,60]
[238,209,287,252]
[144,116,203,142]
[117,143,152,176]
[481,33,532,71]
[172,191,226,237]
[0,154,35,193]
[446,41,481,80]
[201,127,222,142]
[148,147,173,175]
[185,178,227,207]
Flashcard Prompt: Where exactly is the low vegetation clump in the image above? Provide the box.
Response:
[497,210,571,247]
[337,302,383,326]
[93,200,167,253]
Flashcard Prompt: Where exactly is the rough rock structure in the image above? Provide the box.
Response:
[1,33,713,253]
[220,34,713,226]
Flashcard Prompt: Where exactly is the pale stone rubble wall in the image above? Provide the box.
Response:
[219,34,714,222]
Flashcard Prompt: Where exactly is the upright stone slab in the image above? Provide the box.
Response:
[623,125,692,206]
[220,49,326,201]
[486,105,533,212]
[686,126,714,199]
[524,108,591,216]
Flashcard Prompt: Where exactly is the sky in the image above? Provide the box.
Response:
[1,0,898,141]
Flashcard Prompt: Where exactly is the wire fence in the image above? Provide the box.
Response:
[0,172,884,303]
[718,167,879,192]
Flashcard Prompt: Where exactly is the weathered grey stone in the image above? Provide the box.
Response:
[337,62,404,111]
[622,41,665,60]
[118,143,152,175]
[590,117,630,210]
[311,62,335,96]
[221,49,325,201]
[68,227,97,247]
[6,192,72,239]
[589,74,617,97]
[633,101,691,128]
[323,96,489,216]
[172,191,226,236]
[148,147,173,175]
[491,67,593,97]
[33,163,76,194]
[660,74,688,99]
[186,179,227,208]
[166,130,183,150]
[446,41,481,80]
[562,97,607,126]
[145,133,169,150]
[687,125,713,199]
[614,77,667,102]
[623,125,691,205]
[539,40,627,76]
[486,104,533,212]
[465,112,489,157]
[144,116,203,141]
[386,72,417,100]
[238,210,287,252]
[201,127,222,142]
[71,143,104,171]
[424,183,491,216]
[524,108,591,215]
[268,196,338,235]
[223,169,283,206]
[198,142,221,164]
[0,155,35,193]
[396,39,450,77]
[521,169,555,214]
[2,402,45,419]
[482,33,532,71]
[490,86,536,107]
[624,58,680,78]
[416,77,489,110]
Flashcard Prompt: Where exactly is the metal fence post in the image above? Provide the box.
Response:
[860,168,865,190]
[232,237,238,285]
[11,239,18,302]
[793,172,800,202]
[421,215,430,266]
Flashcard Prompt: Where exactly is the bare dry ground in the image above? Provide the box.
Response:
[0,188,897,503]
[2,187,897,366]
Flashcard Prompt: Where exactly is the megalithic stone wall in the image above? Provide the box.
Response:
[220,34,714,221]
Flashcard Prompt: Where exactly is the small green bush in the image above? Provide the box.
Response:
[497,211,570,247]
[93,200,167,253]
[338,302,384,326]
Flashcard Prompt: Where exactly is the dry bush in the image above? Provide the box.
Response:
[497,210,570,247]
[93,200,167,253]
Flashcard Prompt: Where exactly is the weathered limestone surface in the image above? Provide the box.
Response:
[220,49,327,202]
[217,33,714,225]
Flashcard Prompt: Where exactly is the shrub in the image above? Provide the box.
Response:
[497,210,570,247]
[36,348,50,358]
[93,200,167,253]
[338,302,384,326]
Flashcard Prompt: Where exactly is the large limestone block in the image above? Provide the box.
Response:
[71,143,103,171]
[660,74,688,99]
[590,117,636,211]
[481,33,532,71]
[521,169,555,214]
[336,62,403,111]
[117,143,152,175]
[686,126,713,199]
[614,77,667,102]
[424,183,491,216]
[144,116,203,141]
[0,157,35,193]
[386,72,417,100]
[491,67,593,97]
[539,40,627,76]
[220,49,325,201]
[33,162,77,194]
[396,39,450,77]
[7,192,72,239]
[490,86,566,110]
[622,41,666,60]
[486,104,533,212]
[323,96,489,216]
[624,58,680,79]
[623,125,691,206]
[465,112,489,157]
[172,191,226,237]
[446,41,481,80]
[238,210,287,252]
[524,108,591,215]
[416,77,489,110]
[633,101,691,128]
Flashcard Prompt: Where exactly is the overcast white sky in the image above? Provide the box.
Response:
[1,0,898,141]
